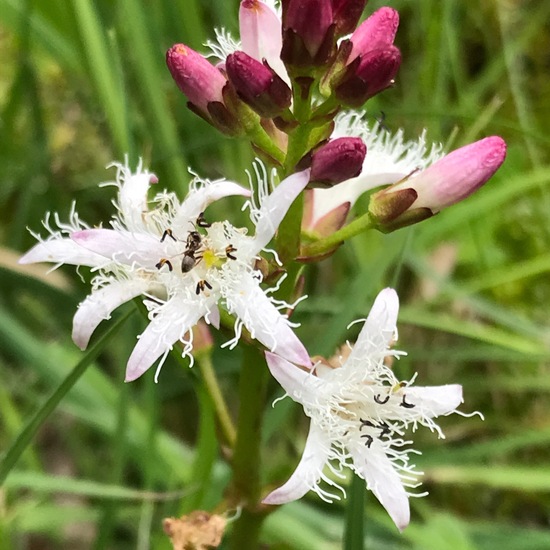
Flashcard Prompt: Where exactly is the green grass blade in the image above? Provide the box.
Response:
[0,308,134,485]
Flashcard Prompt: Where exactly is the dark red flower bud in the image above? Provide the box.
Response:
[310,137,367,187]
[335,46,401,107]
[282,0,335,67]
[226,51,292,118]
[332,0,368,36]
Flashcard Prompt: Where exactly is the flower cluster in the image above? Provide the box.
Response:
[21,0,507,533]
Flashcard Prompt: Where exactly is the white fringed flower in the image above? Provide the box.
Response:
[264,288,465,531]
[21,159,311,381]
[304,112,444,229]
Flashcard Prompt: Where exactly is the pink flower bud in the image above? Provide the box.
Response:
[226,51,291,118]
[310,137,367,187]
[282,0,335,66]
[166,44,227,115]
[332,0,368,36]
[336,46,401,107]
[394,136,507,210]
[369,136,507,231]
[349,7,399,63]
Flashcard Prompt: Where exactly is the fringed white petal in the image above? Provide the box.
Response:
[125,294,211,382]
[263,422,331,504]
[225,276,310,366]
[265,352,322,404]
[114,160,157,232]
[349,438,410,531]
[72,279,153,350]
[405,385,463,418]
[346,288,399,366]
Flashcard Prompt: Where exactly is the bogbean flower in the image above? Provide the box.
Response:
[20,160,311,382]
[303,111,444,234]
[264,288,467,531]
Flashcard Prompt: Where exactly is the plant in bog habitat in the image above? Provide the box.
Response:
[19,0,507,548]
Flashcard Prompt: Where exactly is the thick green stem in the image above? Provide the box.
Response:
[197,353,236,448]
[276,192,304,265]
[301,212,375,258]
[344,473,366,550]
[228,345,269,549]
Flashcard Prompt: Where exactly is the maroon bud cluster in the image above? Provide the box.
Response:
[166,2,403,168]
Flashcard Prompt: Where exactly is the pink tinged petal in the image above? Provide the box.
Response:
[251,169,311,254]
[263,422,332,504]
[172,180,251,230]
[19,238,107,268]
[125,295,212,382]
[402,136,507,211]
[72,279,153,350]
[265,352,323,404]
[227,280,311,366]
[71,229,162,269]
[405,384,463,418]
[346,288,399,364]
[349,7,400,63]
[239,0,288,82]
[349,438,410,531]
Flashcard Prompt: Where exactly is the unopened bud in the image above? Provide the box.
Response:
[309,137,366,187]
[335,46,401,107]
[282,0,335,67]
[166,44,226,115]
[226,52,291,118]
[332,0,368,37]
[349,7,399,63]
[166,44,249,136]
[369,136,507,231]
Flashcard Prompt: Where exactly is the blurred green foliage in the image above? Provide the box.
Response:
[1,0,550,548]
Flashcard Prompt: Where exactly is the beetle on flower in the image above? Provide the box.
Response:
[20,160,311,382]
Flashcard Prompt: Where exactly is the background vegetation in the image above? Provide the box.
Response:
[1,0,550,548]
